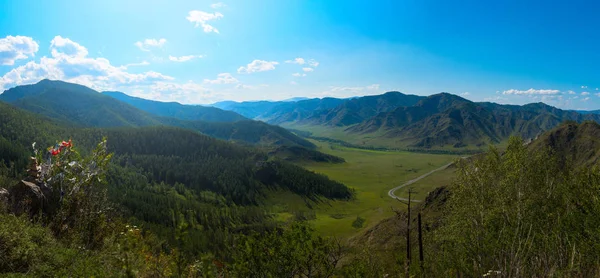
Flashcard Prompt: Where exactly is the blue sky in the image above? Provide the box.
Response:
[0,0,598,109]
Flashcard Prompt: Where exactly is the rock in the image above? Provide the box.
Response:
[0,188,9,211]
[9,180,46,217]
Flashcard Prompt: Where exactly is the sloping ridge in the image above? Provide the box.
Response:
[529,121,600,167]
[348,93,600,148]
[0,80,315,148]
[103,91,247,122]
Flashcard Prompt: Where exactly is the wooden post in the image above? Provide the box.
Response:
[418,212,424,272]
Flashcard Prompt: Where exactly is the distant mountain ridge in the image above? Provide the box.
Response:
[348,93,600,148]
[0,80,315,149]
[212,90,600,149]
[103,91,247,122]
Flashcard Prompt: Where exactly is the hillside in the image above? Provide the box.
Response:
[0,80,316,149]
[212,100,283,119]
[257,97,346,125]
[347,93,600,148]
[104,91,247,122]
[303,91,424,126]
[529,121,600,167]
[0,79,161,127]
[215,92,423,127]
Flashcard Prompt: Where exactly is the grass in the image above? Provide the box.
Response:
[393,165,458,201]
[269,139,460,238]
[283,123,489,153]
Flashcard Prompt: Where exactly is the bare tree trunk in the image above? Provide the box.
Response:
[418,212,424,273]
[406,189,412,278]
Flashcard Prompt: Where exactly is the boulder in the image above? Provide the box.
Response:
[9,180,46,217]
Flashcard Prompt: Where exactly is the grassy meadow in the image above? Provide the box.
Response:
[269,139,459,238]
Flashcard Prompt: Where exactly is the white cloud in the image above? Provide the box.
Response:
[582,97,590,102]
[0,36,173,92]
[186,10,224,33]
[302,67,314,72]
[319,84,380,98]
[286,58,319,67]
[210,2,226,9]
[135,38,167,52]
[581,92,590,96]
[568,90,576,95]
[502,88,560,95]
[292,73,306,77]
[119,61,150,70]
[483,96,509,102]
[0,35,39,65]
[290,81,297,85]
[50,36,88,58]
[460,92,470,96]
[582,85,588,89]
[235,84,268,90]
[237,60,279,74]
[203,73,238,84]
[285,58,305,65]
[168,55,203,62]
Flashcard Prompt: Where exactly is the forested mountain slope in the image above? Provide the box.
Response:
[103,91,247,122]
[0,80,315,148]
[0,100,353,257]
[348,93,600,148]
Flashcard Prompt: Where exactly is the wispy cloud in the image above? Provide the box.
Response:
[186,10,224,33]
[502,88,560,95]
[319,84,380,98]
[285,58,305,65]
[237,60,279,74]
[119,60,150,70]
[235,84,268,90]
[203,73,238,84]
[0,35,39,65]
[210,2,226,9]
[292,73,306,77]
[581,91,590,96]
[168,55,203,62]
[134,38,167,52]
[302,67,314,72]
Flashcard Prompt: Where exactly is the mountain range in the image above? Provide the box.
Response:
[4,79,600,151]
[0,79,315,149]
[213,91,600,149]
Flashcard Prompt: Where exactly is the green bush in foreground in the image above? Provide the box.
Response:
[428,137,600,277]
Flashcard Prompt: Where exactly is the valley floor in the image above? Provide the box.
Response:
[269,139,459,238]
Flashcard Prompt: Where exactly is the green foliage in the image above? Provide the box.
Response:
[1,79,317,149]
[351,216,366,228]
[227,223,345,277]
[0,214,59,274]
[428,136,600,276]
[40,138,115,249]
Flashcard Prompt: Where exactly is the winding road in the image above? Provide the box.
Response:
[387,161,456,203]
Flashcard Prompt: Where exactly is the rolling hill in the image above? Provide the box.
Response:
[103,91,247,122]
[0,80,315,149]
[529,121,600,167]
